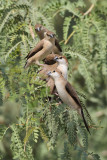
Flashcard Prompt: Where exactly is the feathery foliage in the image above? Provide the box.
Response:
[0,0,106,159]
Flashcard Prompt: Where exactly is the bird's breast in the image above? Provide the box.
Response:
[55,80,78,109]
[38,41,54,60]
[57,65,68,79]
[44,40,54,50]
[55,81,69,103]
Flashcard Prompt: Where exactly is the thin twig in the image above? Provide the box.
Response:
[16,123,25,126]
[64,30,76,44]
[29,24,35,40]
[59,40,65,44]
[24,117,29,152]
[53,8,65,17]
[83,4,94,16]
[77,137,83,148]
[89,125,104,130]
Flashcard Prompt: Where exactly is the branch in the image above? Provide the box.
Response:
[83,4,94,16]
[64,30,76,44]
[29,24,35,40]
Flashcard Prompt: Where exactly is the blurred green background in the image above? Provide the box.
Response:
[0,0,107,160]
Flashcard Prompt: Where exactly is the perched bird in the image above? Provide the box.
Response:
[38,55,68,93]
[39,55,68,79]
[47,70,90,134]
[35,24,62,55]
[24,31,55,68]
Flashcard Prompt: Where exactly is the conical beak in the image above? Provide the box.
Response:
[54,57,58,61]
[47,71,51,76]
[35,27,41,32]
[50,34,54,38]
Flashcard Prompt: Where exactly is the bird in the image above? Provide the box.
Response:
[38,55,68,94]
[39,55,68,79]
[24,31,56,68]
[47,70,90,134]
[35,24,62,55]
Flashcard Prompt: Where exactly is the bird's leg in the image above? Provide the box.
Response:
[35,61,45,67]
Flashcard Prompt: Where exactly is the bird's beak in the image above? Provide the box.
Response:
[54,57,59,61]
[35,27,41,32]
[50,34,54,38]
[47,71,51,76]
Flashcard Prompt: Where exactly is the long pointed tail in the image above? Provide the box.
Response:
[24,61,28,69]
[25,55,28,59]
[81,108,91,134]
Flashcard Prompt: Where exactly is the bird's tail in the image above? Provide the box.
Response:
[81,108,91,134]
[24,61,28,69]
[25,55,28,59]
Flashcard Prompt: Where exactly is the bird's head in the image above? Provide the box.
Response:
[35,24,43,32]
[44,31,56,40]
[47,70,62,80]
[54,56,68,65]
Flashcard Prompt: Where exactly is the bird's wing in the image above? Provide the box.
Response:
[65,81,90,134]
[25,40,44,59]
[55,39,62,52]
[65,82,82,108]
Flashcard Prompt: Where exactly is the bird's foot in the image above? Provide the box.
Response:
[54,92,59,96]
[58,101,62,105]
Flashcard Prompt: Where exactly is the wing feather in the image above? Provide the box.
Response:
[65,82,82,107]
[25,40,44,59]
[55,39,62,52]
[65,82,90,134]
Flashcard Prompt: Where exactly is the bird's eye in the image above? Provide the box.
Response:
[53,70,55,73]
[60,57,62,59]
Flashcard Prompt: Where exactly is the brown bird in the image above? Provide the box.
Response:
[35,24,62,55]
[47,70,90,134]
[39,55,68,93]
[24,31,55,68]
